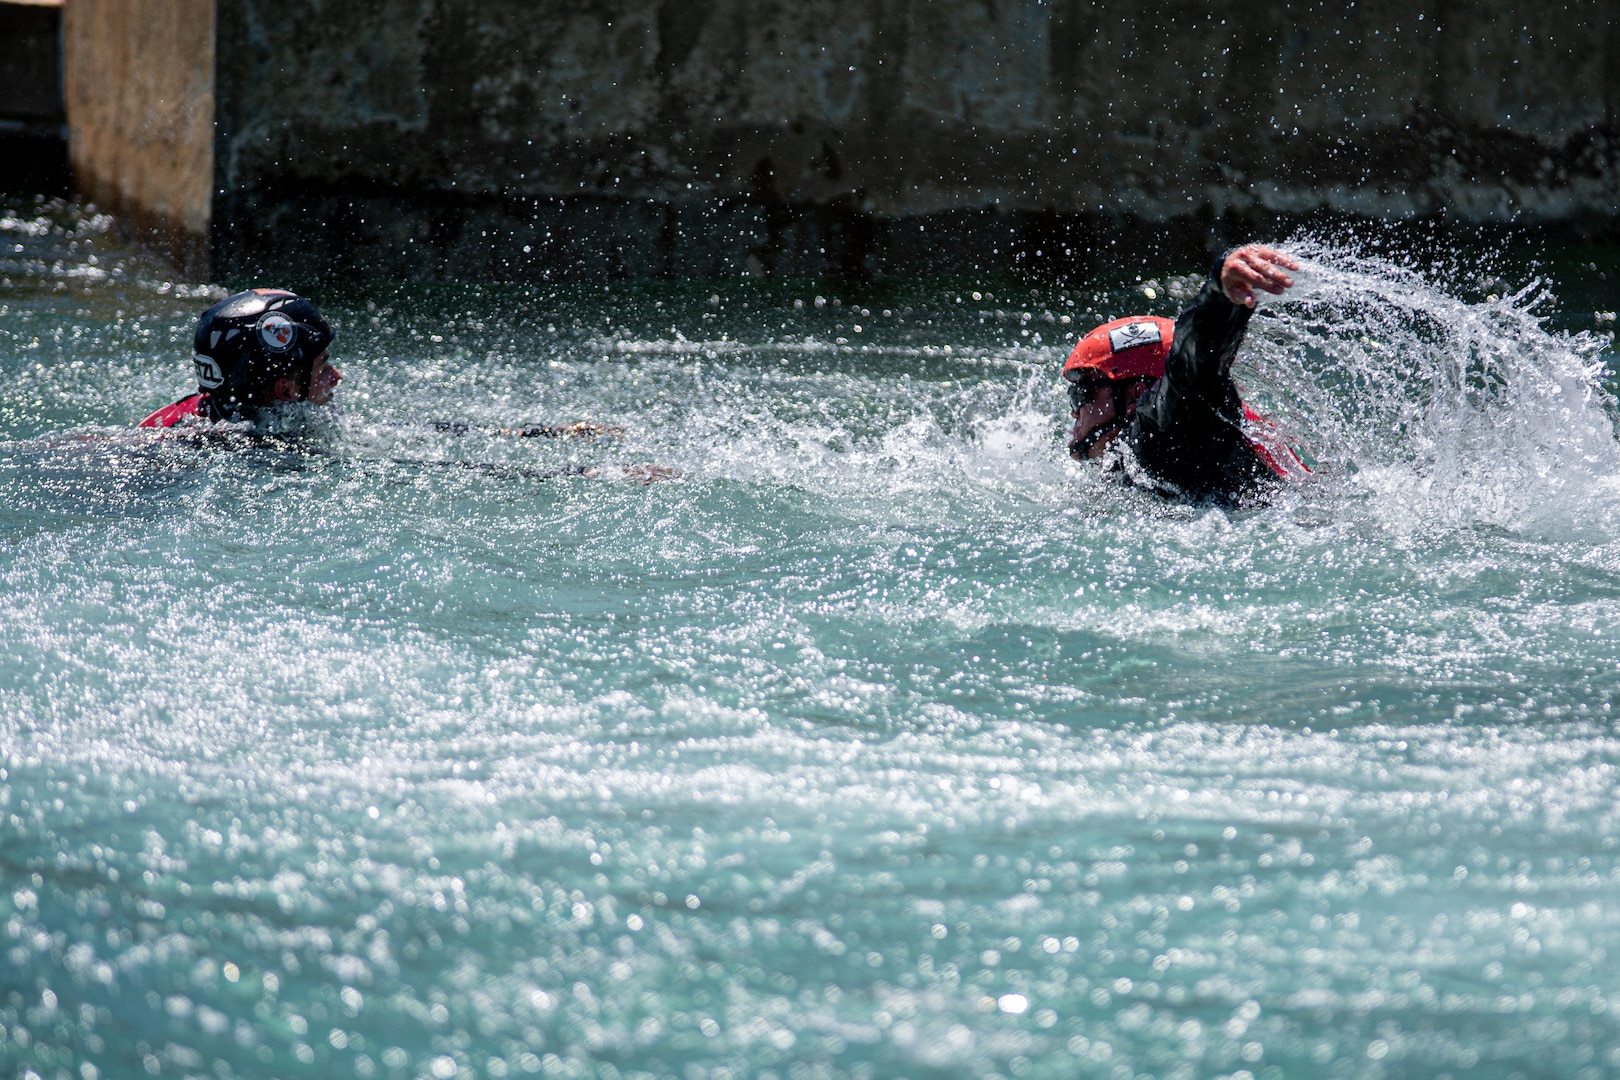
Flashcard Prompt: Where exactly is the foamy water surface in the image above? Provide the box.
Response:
[3,200,1620,1079]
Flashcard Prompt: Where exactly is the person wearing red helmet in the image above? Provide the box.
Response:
[140,288,342,428]
[1063,244,1306,500]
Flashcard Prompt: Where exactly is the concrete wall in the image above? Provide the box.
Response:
[209,0,1620,281]
[63,0,1620,281]
[0,1,69,193]
[61,0,214,276]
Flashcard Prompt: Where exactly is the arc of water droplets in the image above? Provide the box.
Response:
[1235,240,1618,530]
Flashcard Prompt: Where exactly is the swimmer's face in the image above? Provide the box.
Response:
[305,353,343,406]
[1067,378,1151,460]
[272,352,343,406]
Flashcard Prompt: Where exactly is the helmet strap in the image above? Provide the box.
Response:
[292,360,313,401]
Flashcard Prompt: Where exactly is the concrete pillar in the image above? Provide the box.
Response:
[61,0,215,277]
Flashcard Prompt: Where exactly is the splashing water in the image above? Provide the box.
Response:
[1239,240,1620,533]
[4,200,1620,1080]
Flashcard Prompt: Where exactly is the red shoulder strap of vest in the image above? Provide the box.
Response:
[1241,402,1312,480]
[139,393,209,428]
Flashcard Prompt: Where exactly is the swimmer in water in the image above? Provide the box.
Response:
[141,288,617,435]
[1063,244,1309,501]
[140,289,674,480]
[140,288,344,428]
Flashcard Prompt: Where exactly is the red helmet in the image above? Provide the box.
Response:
[1062,316,1174,382]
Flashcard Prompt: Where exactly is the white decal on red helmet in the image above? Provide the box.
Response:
[1107,321,1162,353]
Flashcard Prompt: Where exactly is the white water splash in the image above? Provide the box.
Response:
[1239,240,1619,534]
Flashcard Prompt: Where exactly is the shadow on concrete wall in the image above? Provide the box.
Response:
[211,178,1609,288]
[0,1,69,195]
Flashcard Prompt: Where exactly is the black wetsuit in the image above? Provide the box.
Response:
[1124,253,1290,501]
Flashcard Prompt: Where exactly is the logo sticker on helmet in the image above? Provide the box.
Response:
[257,312,297,353]
[1108,321,1163,353]
[193,352,225,388]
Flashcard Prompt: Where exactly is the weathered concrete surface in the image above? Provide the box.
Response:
[69,0,1620,280]
[209,0,1620,281]
[61,0,214,275]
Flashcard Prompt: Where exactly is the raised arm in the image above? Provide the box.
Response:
[1128,243,1295,496]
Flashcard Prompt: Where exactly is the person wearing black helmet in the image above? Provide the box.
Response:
[140,288,342,427]
[1062,244,1309,501]
[141,289,624,441]
[138,288,674,479]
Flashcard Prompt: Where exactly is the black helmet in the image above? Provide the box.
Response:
[192,289,335,418]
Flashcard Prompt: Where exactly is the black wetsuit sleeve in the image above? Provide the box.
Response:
[1126,250,1272,498]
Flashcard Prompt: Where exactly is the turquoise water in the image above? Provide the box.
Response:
[3,199,1620,1080]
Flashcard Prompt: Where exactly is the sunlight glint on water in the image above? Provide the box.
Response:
[2,202,1620,1079]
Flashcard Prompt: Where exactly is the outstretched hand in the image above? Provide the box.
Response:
[1220,245,1300,308]
[579,463,683,484]
[510,420,627,439]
